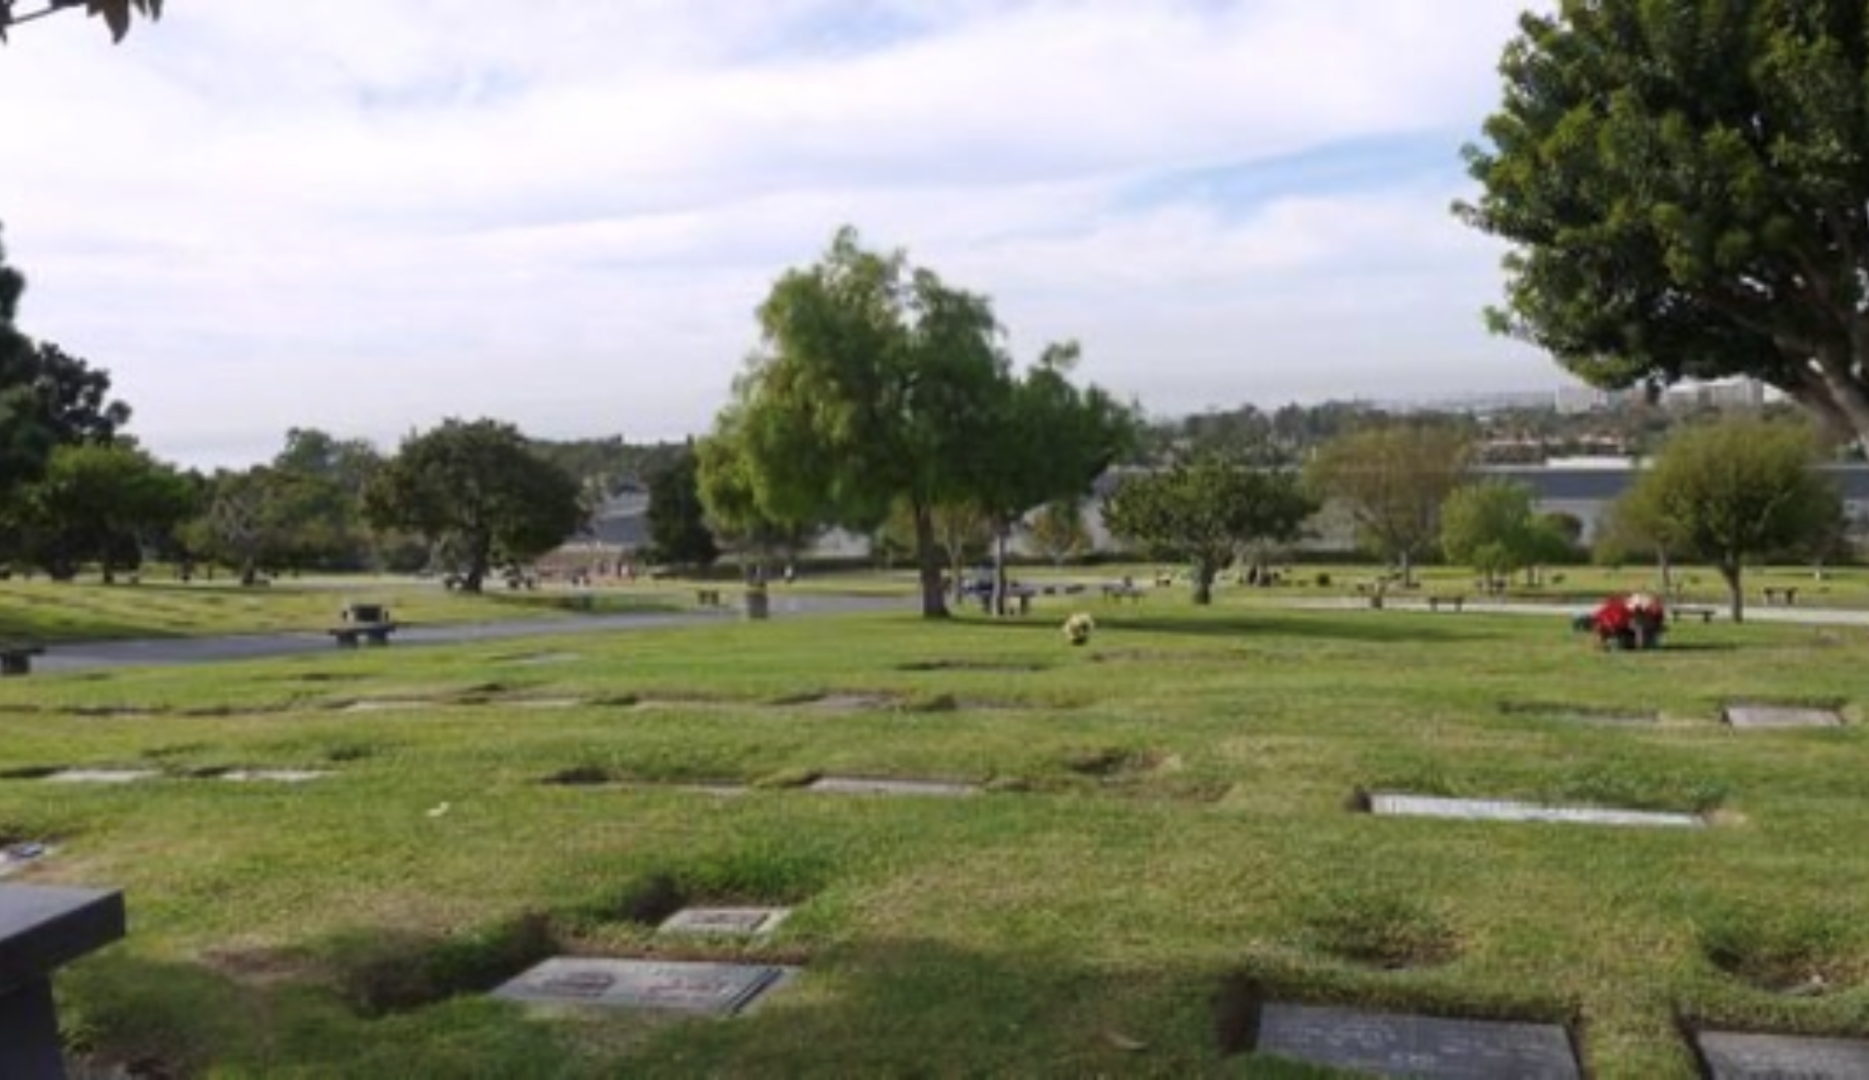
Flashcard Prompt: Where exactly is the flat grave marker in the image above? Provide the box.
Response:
[1365,792,1703,829]
[1695,1030,1869,1079]
[1723,704,1843,730]
[1254,1003,1581,1079]
[492,958,795,1015]
[659,907,790,937]
[807,776,978,798]
[45,769,159,785]
[221,770,330,784]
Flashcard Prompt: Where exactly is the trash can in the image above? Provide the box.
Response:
[744,585,770,621]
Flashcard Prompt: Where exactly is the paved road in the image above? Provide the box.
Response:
[33,592,906,674]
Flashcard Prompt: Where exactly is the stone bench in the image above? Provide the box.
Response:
[329,623,396,648]
[1762,586,1799,606]
[1426,595,1465,613]
[1101,583,1142,603]
[0,644,45,677]
[1,884,126,1078]
[696,588,723,607]
[1674,605,1717,624]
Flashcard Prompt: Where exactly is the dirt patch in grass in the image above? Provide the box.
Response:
[201,943,326,989]
[324,743,376,763]
[544,765,620,787]
[335,911,558,1017]
[1211,973,1266,1056]
[770,691,903,712]
[1064,746,1163,778]
[1298,890,1462,971]
[1699,912,1862,997]
[897,660,1050,673]
[1498,700,1659,725]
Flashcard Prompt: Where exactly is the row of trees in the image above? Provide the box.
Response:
[3,234,590,589]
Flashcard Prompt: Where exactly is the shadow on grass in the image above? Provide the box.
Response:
[69,929,1613,1075]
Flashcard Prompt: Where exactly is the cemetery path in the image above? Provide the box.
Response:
[33,593,905,674]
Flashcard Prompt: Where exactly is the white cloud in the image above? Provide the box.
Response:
[0,1,1552,468]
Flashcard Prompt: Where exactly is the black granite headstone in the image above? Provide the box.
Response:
[1255,1003,1581,1079]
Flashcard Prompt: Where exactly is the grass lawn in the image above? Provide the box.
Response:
[2,581,1867,1076]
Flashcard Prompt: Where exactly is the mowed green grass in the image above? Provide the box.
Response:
[2,590,1867,1077]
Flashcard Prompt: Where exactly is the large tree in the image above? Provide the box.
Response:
[14,441,192,581]
[1103,456,1314,605]
[723,227,1010,618]
[1439,480,1572,591]
[1,0,161,43]
[363,419,585,593]
[694,406,823,581]
[971,340,1135,614]
[1305,424,1471,585]
[1462,2,1869,449]
[1617,418,1839,622]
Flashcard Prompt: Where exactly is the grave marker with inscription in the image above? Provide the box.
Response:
[492,958,795,1015]
[1255,1003,1581,1079]
[659,907,790,937]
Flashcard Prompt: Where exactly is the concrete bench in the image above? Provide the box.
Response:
[1101,583,1143,603]
[1,884,126,1078]
[1762,586,1799,606]
[0,645,45,677]
[1426,595,1465,613]
[1674,605,1717,624]
[696,588,723,607]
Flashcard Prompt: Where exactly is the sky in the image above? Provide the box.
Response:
[0,1,1565,470]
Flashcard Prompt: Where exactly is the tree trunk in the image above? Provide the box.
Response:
[913,506,949,619]
[1719,560,1744,624]
[1191,561,1216,605]
[1399,550,1414,588]
[991,524,1010,617]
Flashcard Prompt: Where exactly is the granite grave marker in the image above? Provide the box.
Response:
[1255,1002,1581,1079]
[492,958,794,1015]
[1696,1029,1869,1079]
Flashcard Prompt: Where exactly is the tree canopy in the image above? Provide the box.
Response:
[1,0,161,43]
[644,448,719,569]
[362,419,585,593]
[1461,1,1869,448]
[1305,424,1471,584]
[1619,418,1840,621]
[11,441,192,581]
[1439,480,1572,589]
[722,227,1025,617]
[1103,456,1313,605]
